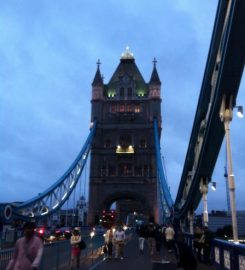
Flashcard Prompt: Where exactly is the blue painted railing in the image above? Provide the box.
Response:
[212,239,245,270]
[0,233,105,270]
[184,233,245,270]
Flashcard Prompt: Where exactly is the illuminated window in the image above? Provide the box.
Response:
[137,91,145,97]
[135,105,141,113]
[111,105,116,113]
[127,104,133,112]
[119,104,125,112]
[108,91,116,98]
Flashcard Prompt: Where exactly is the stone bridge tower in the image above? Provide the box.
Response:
[88,48,162,225]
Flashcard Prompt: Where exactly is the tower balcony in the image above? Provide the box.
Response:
[116,145,135,154]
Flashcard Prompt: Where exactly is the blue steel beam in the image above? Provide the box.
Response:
[174,0,245,219]
[153,119,174,220]
[6,122,97,221]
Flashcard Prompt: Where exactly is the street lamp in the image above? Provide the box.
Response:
[211,182,216,191]
[219,95,240,243]
[199,178,209,227]
[235,105,243,118]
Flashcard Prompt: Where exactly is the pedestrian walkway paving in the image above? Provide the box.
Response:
[86,233,216,270]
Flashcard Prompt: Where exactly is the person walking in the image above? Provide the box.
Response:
[193,226,203,262]
[6,221,43,270]
[137,225,146,255]
[202,226,214,265]
[146,222,156,255]
[154,225,164,255]
[70,227,81,270]
[174,232,197,270]
[114,225,125,260]
[104,227,114,259]
[165,224,175,253]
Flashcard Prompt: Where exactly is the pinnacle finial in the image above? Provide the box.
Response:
[96,59,101,68]
[153,57,157,67]
[121,46,134,59]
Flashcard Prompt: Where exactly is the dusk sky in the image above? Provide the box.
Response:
[1,0,244,214]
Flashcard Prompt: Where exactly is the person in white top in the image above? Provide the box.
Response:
[6,222,43,270]
[165,224,175,253]
[114,226,125,259]
[70,228,82,269]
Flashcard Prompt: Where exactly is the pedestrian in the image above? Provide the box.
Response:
[165,224,175,253]
[114,225,125,260]
[104,227,114,259]
[202,226,214,265]
[70,227,81,270]
[146,222,156,255]
[154,225,164,255]
[193,226,203,262]
[137,225,146,255]
[6,221,43,270]
[174,232,197,270]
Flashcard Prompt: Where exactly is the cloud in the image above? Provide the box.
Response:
[0,0,244,214]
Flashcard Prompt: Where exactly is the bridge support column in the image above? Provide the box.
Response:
[220,95,239,243]
[200,178,208,227]
[188,210,194,234]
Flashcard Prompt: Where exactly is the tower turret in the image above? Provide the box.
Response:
[149,58,161,99]
[92,59,104,100]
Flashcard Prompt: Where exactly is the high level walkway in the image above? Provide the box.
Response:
[86,234,215,270]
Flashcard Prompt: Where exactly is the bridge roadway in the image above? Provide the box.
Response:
[81,234,215,270]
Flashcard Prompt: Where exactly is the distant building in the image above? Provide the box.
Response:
[76,196,88,225]
[195,210,245,236]
[48,196,88,227]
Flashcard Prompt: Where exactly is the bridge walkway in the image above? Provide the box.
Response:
[84,233,215,270]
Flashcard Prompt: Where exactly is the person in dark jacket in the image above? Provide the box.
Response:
[174,232,197,270]
[202,226,214,265]
[154,226,164,254]
[137,225,146,254]
[146,222,156,255]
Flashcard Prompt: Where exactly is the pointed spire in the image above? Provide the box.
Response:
[149,57,161,85]
[92,59,103,86]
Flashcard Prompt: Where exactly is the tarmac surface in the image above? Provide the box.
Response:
[86,233,216,270]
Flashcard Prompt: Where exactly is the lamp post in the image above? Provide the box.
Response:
[200,178,209,227]
[219,95,238,243]
[188,210,194,234]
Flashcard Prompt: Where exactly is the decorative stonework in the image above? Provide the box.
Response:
[224,250,231,270]
[239,255,245,270]
[149,86,160,99]
[214,247,220,264]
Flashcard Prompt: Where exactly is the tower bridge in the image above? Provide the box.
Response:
[88,47,169,225]
[0,0,245,269]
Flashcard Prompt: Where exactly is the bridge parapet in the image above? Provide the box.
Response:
[184,233,245,270]
[213,239,245,270]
